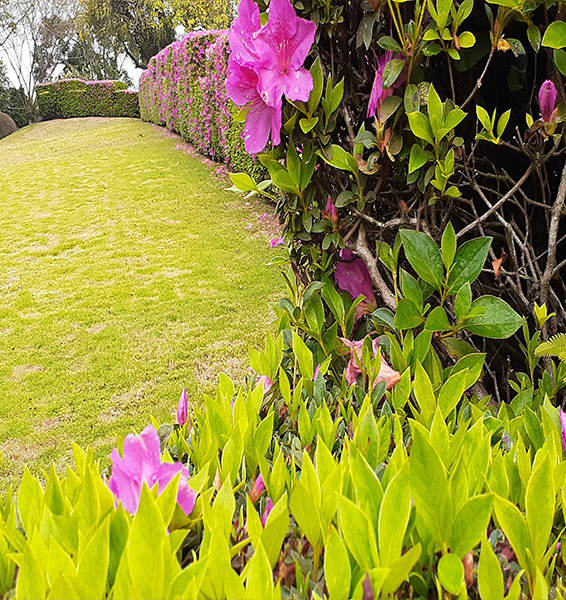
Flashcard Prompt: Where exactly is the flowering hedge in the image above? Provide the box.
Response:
[36,79,140,120]
[138,31,263,179]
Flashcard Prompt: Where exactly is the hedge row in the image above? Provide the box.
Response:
[36,79,140,120]
[138,31,262,179]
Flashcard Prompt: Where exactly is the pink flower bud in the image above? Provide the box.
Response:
[560,409,566,453]
[539,80,557,123]
[313,364,321,381]
[261,498,274,527]
[250,474,266,504]
[177,387,188,426]
[325,197,339,227]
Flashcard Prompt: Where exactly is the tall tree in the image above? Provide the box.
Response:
[1,0,78,120]
[170,0,234,31]
[60,33,130,82]
[79,0,177,70]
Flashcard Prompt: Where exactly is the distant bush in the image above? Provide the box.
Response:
[0,112,17,139]
[36,79,140,120]
[0,87,33,128]
[139,31,263,179]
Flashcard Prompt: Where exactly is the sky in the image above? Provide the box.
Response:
[1,43,144,91]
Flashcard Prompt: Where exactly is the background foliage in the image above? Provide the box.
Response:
[138,31,264,178]
[35,78,139,118]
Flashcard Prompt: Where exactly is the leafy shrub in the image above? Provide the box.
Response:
[227,0,566,398]
[36,79,140,120]
[1,264,566,597]
[0,112,17,139]
[0,87,33,128]
[138,31,264,180]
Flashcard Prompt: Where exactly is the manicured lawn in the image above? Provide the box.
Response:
[0,117,283,490]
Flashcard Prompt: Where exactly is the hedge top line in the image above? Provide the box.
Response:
[36,79,135,92]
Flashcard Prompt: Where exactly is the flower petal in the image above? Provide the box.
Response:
[261,498,274,527]
[539,79,557,123]
[375,354,401,391]
[156,462,196,516]
[243,97,280,153]
[108,448,142,514]
[226,59,261,106]
[255,0,316,72]
[335,253,376,306]
[228,0,263,66]
[121,425,161,485]
[257,64,313,105]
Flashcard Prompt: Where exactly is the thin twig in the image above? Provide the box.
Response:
[461,46,495,110]
[457,165,534,238]
[540,159,566,304]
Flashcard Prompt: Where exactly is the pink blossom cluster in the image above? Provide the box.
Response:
[226,0,316,154]
[139,31,237,165]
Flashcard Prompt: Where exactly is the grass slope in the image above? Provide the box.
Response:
[0,117,283,490]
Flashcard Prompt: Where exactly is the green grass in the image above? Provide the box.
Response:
[0,117,284,490]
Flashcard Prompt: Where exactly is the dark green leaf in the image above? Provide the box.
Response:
[400,269,423,308]
[394,299,424,330]
[427,85,443,139]
[330,78,345,114]
[425,306,451,332]
[404,84,420,112]
[308,58,323,114]
[378,36,403,52]
[527,25,541,51]
[454,283,472,320]
[441,223,457,269]
[400,230,444,291]
[447,237,492,293]
[465,296,522,339]
[382,59,406,89]
[380,96,402,123]
[554,49,566,77]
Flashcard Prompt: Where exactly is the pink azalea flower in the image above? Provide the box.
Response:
[177,387,188,426]
[539,80,558,123]
[254,0,316,107]
[261,498,274,527]
[335,249,377,320]
[339,337,400,390]
[226,57,283,153]
[270,237,285,248]
[560,409,566,453]
[367,51,406,119]
[108,425,196,516]
[226,0,315,153]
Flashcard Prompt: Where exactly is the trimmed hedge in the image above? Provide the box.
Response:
[139,31,263,179]
[36,79,140,119]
